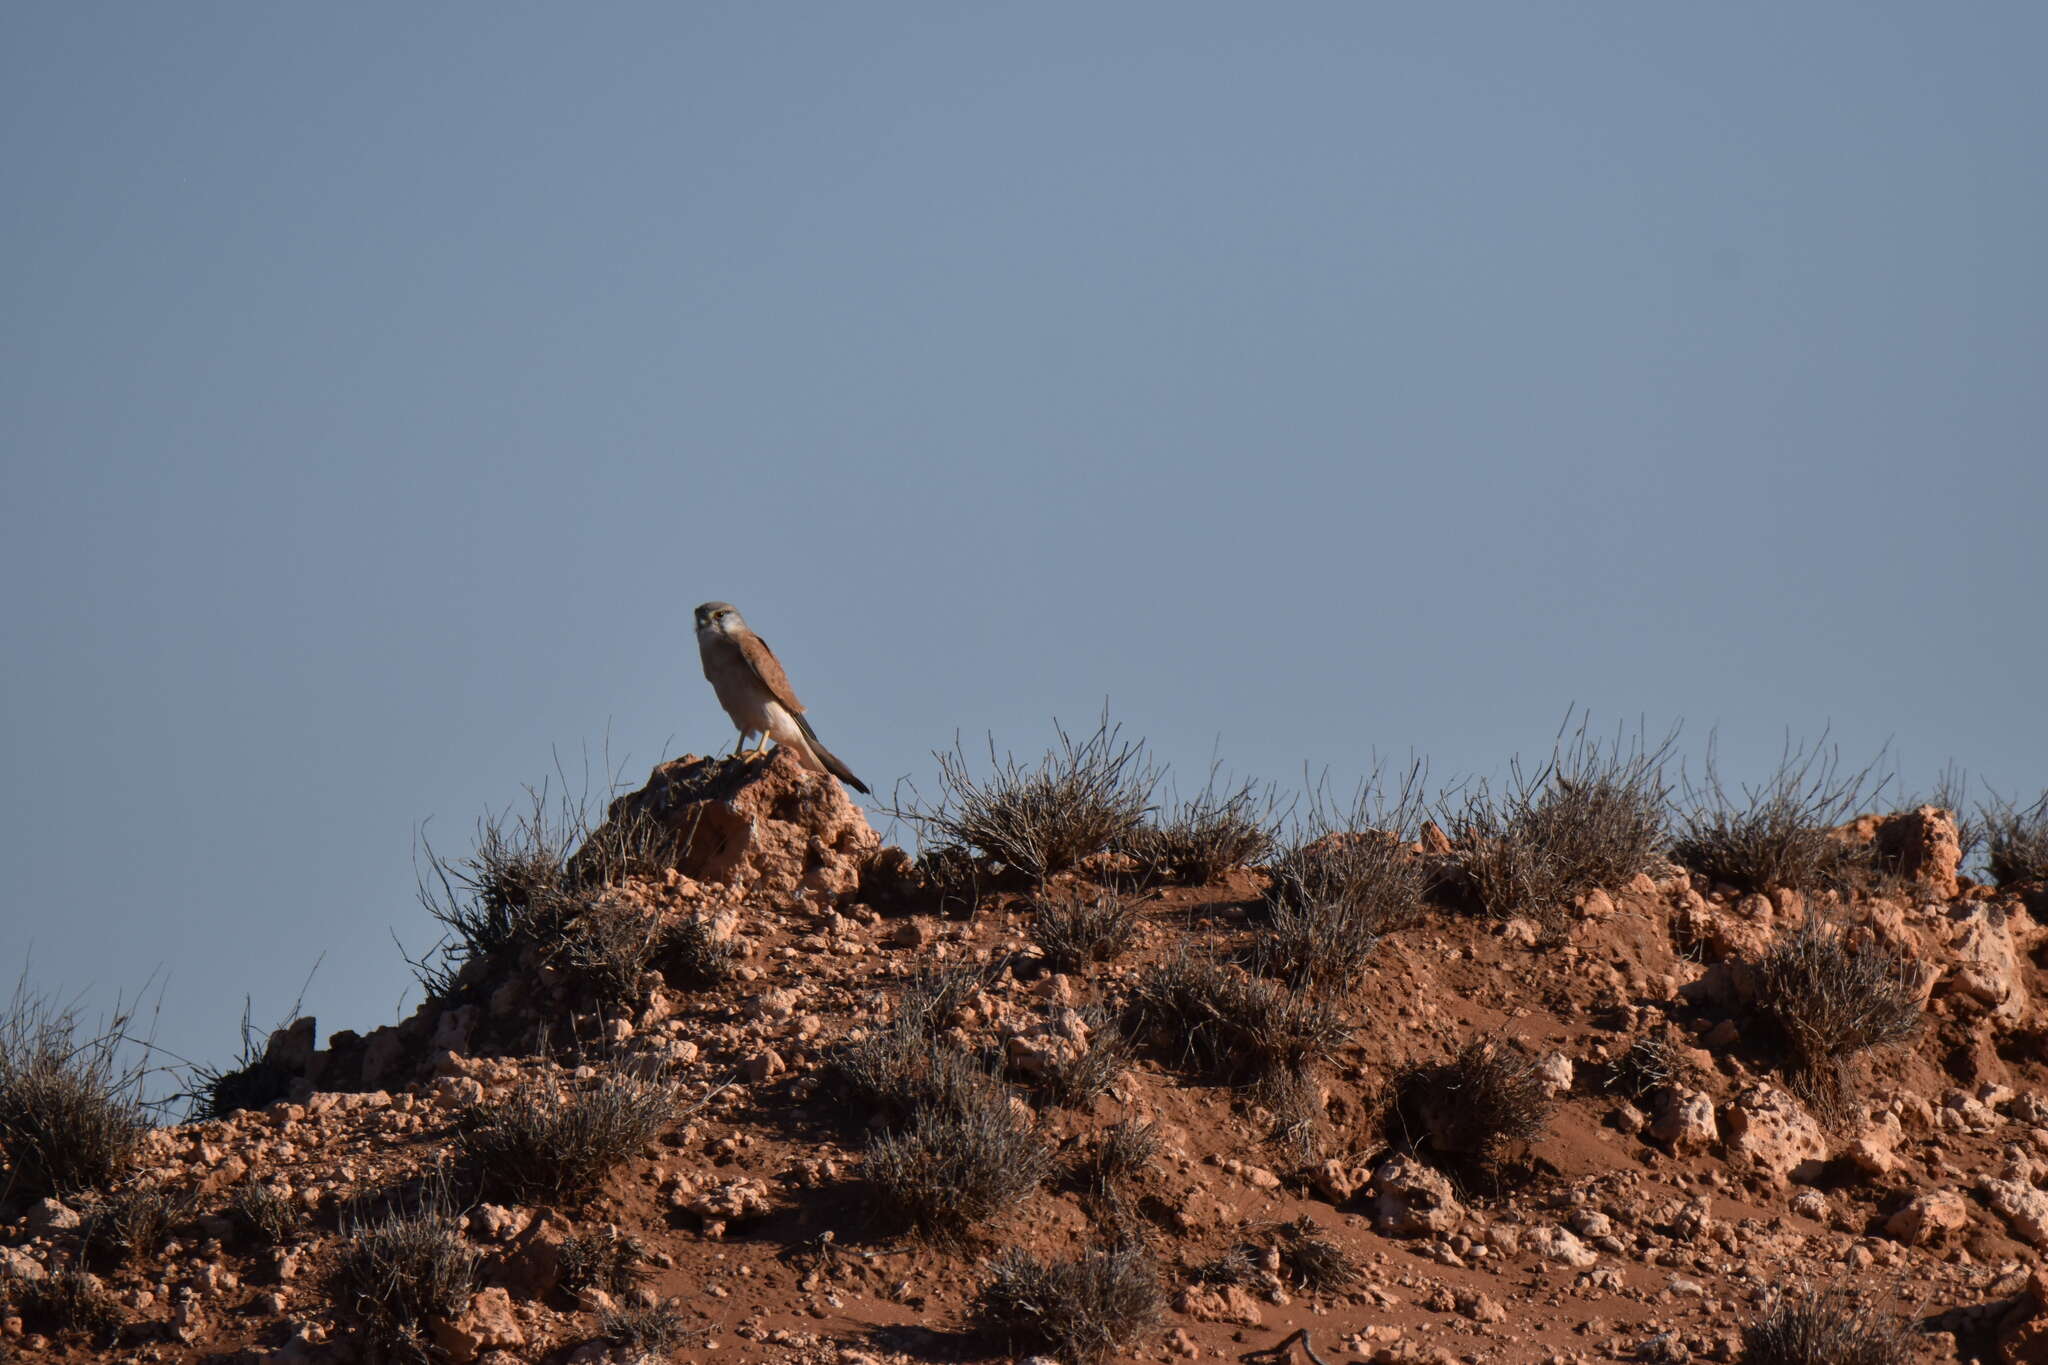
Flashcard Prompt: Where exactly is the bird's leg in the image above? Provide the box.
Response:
[732,732,751,757]
[750,735,775,758]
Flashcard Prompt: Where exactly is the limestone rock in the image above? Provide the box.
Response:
[1370,1156,1464,1236]
[1526,1224,1598,1268]
[1721,1085,1827,1181]
[1648,1087,1719,1153]
[1983,1177,2048,1246]
[430,1287,525,1364]
[579,749,878,899]
[1885,1189,1969,1245]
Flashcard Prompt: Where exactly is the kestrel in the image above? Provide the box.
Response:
[694,601,869,794]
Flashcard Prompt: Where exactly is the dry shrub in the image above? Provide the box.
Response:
[974,1242,1164,1365]
[1216,1217,1359,1294]
[837,970,1005,1124]
[1124,771,1277,885]
[1030,894,1139,975]
[7,1267,125,1344]
[1741,1284,1912,1365]
[598,1298,692,1352]
[414,782,682,996]
[461,1063,679,1203]
[1672,737,1884,894]
[559,1226,645,1299]
[1131,950,1346,1094]
[1604,1033,1692,1102]
[899,717,1158,882]
[1752,922,1921,1120]
[1025,1009,1132,1110]
[1984,789,2048,885]
[864,1088,1054,1237]
[552,901,733,1007]
[1389,1037,1554,1164]
[1448,719,1672,920]
[1081,1118,1161,1191]
[1260,770,1432,984]
[0,987,148,1198]
[334,1185,478,1365]
[228,1181,305,1245]
[81,1180,200,1265]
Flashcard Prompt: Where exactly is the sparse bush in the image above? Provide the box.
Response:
[1752,922,1921,1119]
[864,1089,1054,1236]
[1025,1009,1132,1110]
[598,1298,692,1352]
[899,717,1158,882]
[415,784,683,996]
[1604,1033,1690,1102]
[1446,720,1672,921]
[1984,789,2048,886]
[0,989,148,1198]
[1124,772,1277,885]
[228,1181,305,1245]
[1267,1215,1360,1293]
[187,1000,298,1121]
[1389,1037,1554,1163]
[1262,830,1429,947]
[1190,1244,1259,1286]
[1130,950,1347,1095]
[1672,738,1883,894]
[461,1064,678,1203]
[655,911,740,987]
[334,1188,478,1364]
[7,1267,125,1344]
[80,1180,200,1265]
[1030,894,1139,975]
[1250,894,1385,993]
[1740,1284,1912,1365]
[559,1226,644,1299]
[838,970,1006,1125]
[974,1242,1164,1365]
[1081,1118,1161,1191]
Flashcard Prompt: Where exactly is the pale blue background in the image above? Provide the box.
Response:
[4,4,2043,1088]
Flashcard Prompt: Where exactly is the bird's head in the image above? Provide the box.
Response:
[694,601,743,637]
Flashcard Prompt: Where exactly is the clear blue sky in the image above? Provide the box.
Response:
[4,3,2043,1086]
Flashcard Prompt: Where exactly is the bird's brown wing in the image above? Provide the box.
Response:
[736,630,805,713]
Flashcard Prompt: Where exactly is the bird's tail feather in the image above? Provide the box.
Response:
[794,713,869,794]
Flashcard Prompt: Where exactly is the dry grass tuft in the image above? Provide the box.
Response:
[1672,737,1883,894]
[0,987,148,1199]
[81,1180,201,1265]
[1389,1037,1555,1164]
[897,717,1158,882]
[1259,770,1432,984]
[1604,1033,1692,1102]
[333,1186,479,1364]
[461,1063,679,1203]
[7,1267,126,1344]
[864,1088,1054,1237]
[1267,1215,1361,1293]
[1447,719,1672,921]
[1752,922,1922,1120]
[1130,950,1347,1094]
[1124,771,1277,885]
[1030,893,1140,975]
[1740,1284,1913,1365]
[228,1181,306,1245]
[598,1298,693,1352]
[1081,1118,1162,1192]
[974,1242,1164,1365]
[837,969,1005,1124]
[559,1226,645,1299]
[1984,789,2048,886]
[1024,1009,1133,1110]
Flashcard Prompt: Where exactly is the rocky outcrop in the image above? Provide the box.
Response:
[579,749,878,899]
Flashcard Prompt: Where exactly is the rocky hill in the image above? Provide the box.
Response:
[6,741,2048,1365]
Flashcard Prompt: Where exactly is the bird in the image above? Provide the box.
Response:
[693,601,869,794]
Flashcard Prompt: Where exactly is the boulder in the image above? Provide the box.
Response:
[1983,1177,2048,1246]
[1370,1156,1464,1236]
[429,1288,524,1364]
[1884,1189,1969,1245]
[1647,1087,1720,1153]
[1720,1085,1827,1182]
[577,749,878,899]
